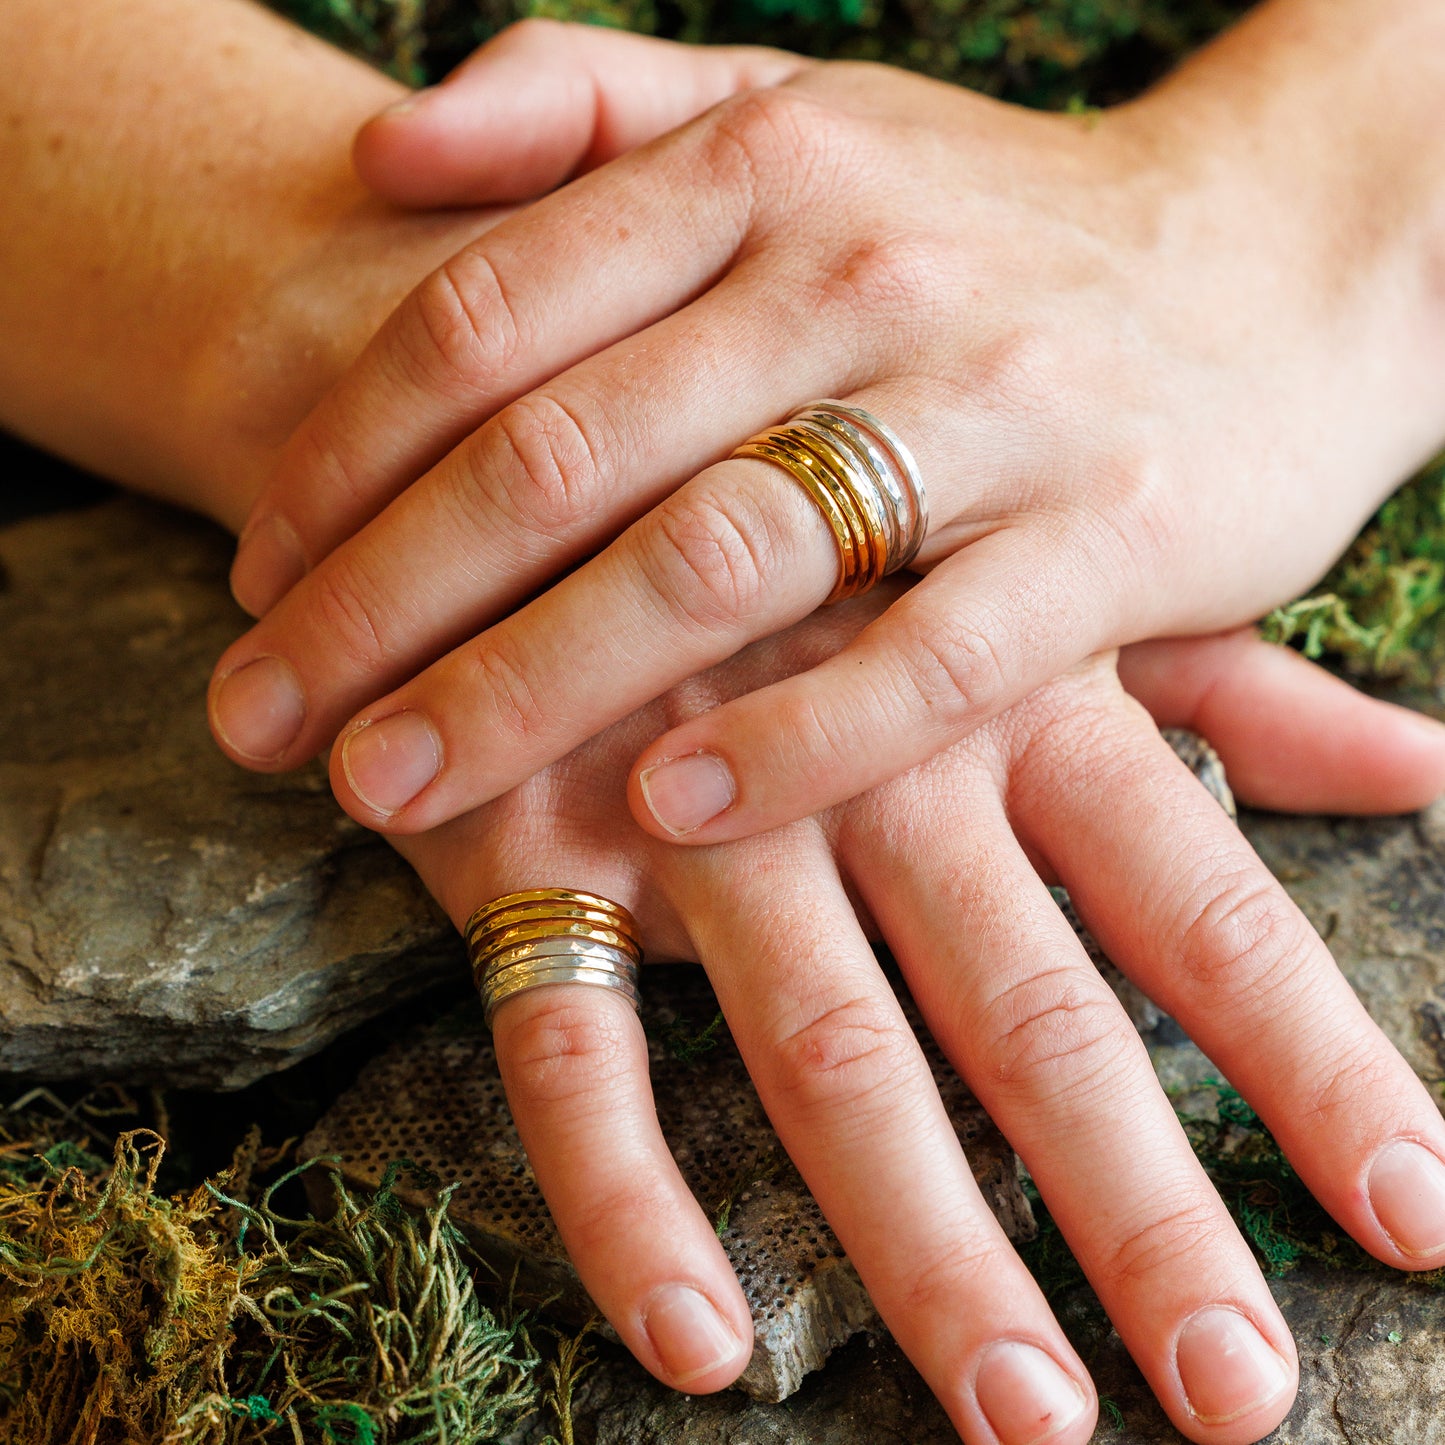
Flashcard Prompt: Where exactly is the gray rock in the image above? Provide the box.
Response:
[0,498,456,1087]
[494,1263,1445,1444]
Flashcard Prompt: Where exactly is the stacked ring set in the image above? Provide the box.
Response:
[467,889,644,1025]
[732,400,928,602]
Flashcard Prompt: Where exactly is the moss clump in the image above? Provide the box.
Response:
[0,1102,547,1444]
[1263,454,1445,689]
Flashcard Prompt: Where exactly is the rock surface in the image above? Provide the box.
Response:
[506,1264,1445,1444]
[0,499,456,1087]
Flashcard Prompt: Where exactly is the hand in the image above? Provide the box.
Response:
[386,607,1445,1445]
[210,11,1445,850]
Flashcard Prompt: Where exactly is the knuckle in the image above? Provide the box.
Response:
[484,393,606,540]
[640,486,781,632]
[406,249,522,398]
[501,15,565,47]
[499,993,634,1112]
[1103,1197,1229,1288]
[816,234,934,325]
[896,608,1010,729]
[1173,869,1315,996]
[466,632,549,744]
[896,1230,1009,1322]
[981,967,1134,1100]
[767,994,919,1119]
[1298,1035,1403,1134]
[704,86,840,209]
[306,561,394,674]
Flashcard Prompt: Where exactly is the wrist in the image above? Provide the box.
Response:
[1121,0,1445,480]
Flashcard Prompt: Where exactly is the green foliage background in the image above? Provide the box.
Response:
[274,0,1252,105]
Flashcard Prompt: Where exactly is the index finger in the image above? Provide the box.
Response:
[230,98,762,617]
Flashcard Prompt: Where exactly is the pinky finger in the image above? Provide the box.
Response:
[1118,629,1445,815]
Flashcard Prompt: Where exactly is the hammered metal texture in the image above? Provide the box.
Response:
[301,961,1033,1402]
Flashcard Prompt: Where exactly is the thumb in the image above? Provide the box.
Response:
[354,19,807,206]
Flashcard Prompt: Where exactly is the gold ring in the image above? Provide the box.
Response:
[731,400,927,603]
[465,888,643,1027]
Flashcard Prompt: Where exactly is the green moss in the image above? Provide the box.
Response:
[1263,455,1445,688]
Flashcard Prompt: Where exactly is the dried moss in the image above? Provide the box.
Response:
[0,1095,549,1445]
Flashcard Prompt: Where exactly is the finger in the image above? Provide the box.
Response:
[1015,683,1445,1275]
[314,370,1047,827]
[676,828,1097,1445]
[627,517,1125,842]
[848,764,1297,1444]
[355,21,807,207]
[211,259,866,778]
[229,104,764,618]
[1118,628,1445,814]
[491,980,753,1391]
[323,453,840,827]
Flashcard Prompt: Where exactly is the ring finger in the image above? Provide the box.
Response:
[489,962,754,1390]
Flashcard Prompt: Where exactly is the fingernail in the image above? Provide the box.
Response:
[638,752,736,836]
[1176,1308,1292,1425]
[211,656,306,762]
[231,514,307,616]
[975,1341,1088,1445]
[341,711,442,817]
[1368,1139,1445,1259]
[643,1284,747,1387]
[377,87,431,120]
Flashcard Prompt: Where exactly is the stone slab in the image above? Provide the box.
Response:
[0,499,456,1087]
[506,1263,1445,1444]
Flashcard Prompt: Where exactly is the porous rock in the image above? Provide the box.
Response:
[0,498,455,1087]
[301,963,1035,1403]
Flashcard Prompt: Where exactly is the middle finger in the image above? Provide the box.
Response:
[677,823,1099,1445]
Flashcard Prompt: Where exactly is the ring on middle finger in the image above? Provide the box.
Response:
[730,399,927,604]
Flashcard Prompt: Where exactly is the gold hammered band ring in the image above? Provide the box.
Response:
[466,889,643,1027]
[730,399,927,604]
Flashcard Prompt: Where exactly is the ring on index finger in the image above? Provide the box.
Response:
[731,400,927,604]
[467,888,643,1027]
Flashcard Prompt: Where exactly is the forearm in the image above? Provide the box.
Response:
[0,0,482,530]
[1133,0,1445,478]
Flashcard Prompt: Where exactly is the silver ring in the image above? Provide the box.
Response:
[483,956,640,1027]
[797,400,927,572]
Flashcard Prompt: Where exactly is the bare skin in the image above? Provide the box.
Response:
[4,4,1445,1441]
